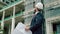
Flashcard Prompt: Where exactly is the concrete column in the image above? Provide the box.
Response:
[11,6,15,34]
[8,25,11,34]
[46,20,53,34]
[1,11,5,30]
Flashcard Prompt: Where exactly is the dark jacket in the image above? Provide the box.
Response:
[30,12,45,34]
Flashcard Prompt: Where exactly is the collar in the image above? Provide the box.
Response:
[35,11,39,15]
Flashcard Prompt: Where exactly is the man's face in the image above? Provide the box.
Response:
[33,7,39,15]
[34,7,38,12]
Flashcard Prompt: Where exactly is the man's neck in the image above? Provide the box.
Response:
[35,11,39,15]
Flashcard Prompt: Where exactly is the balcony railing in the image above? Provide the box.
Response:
[0,0,24,11]
[45,7,60,18]
[44,0,60,19]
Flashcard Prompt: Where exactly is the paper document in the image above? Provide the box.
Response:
[11,23,32,34]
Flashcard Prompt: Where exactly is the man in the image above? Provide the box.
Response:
[25,2,45,34]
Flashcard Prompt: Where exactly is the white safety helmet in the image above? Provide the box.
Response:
[35,2,43,9]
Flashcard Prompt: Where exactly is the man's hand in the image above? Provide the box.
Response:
[25,25,30,31]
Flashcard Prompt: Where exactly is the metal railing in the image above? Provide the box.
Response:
[0,0,24,11]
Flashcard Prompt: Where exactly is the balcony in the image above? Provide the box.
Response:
[0,1,7,10]
[44,0,60,18]
[0,0,24,12]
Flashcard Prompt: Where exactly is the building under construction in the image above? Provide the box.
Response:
[0,0,60,34]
